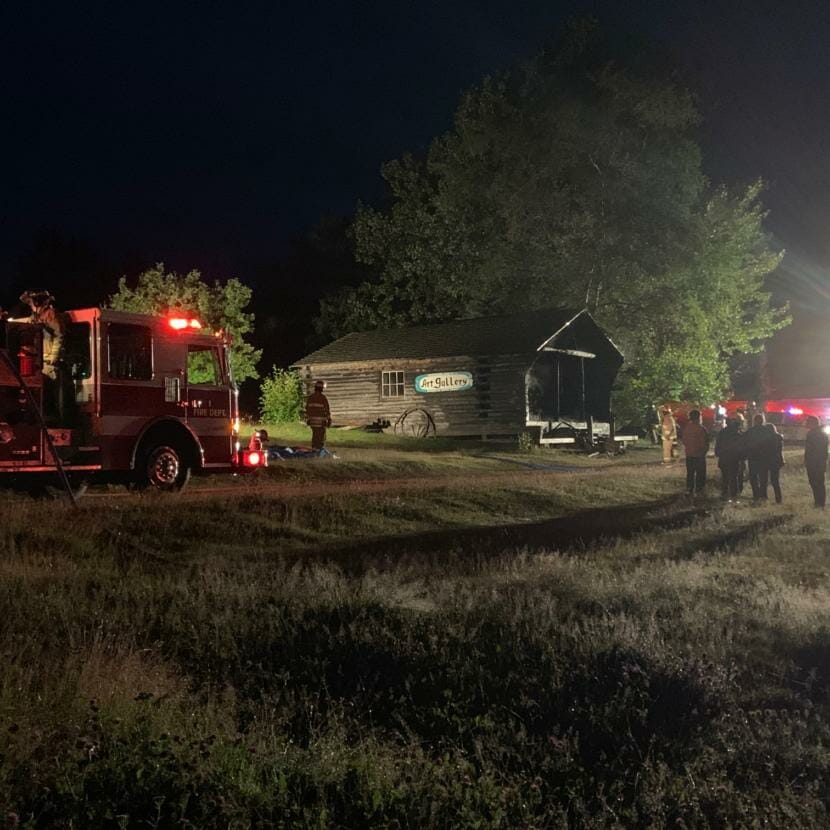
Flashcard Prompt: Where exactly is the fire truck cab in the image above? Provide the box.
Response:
[0,308,240,491]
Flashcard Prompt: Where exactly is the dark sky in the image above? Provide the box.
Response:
[3,0,830,308]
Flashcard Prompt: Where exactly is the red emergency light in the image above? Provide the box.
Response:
[241,449,267,468]
[168,317,203,331]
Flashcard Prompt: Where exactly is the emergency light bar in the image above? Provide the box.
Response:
[168,317,203,331]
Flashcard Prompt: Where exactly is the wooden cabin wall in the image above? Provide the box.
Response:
[298,355,528,436]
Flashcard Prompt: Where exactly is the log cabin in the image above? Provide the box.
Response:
[292,308,624,444]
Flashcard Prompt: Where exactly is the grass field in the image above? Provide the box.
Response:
[3,444,830,827]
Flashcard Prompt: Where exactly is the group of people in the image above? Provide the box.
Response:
[658,405,830,507]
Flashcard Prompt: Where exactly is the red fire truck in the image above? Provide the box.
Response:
[0,307,260,492]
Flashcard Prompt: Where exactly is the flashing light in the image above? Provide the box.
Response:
[788,406,804,416]
[241,448,267,468]
[168,317,203,331]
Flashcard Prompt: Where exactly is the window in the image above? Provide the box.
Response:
[187,345,223,386]
[108,323,152,380]
[64,322,91,380]
[381,370,405,398]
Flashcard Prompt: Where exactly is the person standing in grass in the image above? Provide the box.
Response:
[681,409,709,495]
[804,415,828,508]
[734,410,748,495]
[660,407,677,464]
[764,422,785,503]
[744,413,777,501]
[715,417,743,501]
[305,379,332,452]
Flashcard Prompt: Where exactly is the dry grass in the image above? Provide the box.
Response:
[3,450,830,826]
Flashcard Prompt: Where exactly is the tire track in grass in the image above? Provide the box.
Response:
[667,513,793,561]
[296,498,715,573]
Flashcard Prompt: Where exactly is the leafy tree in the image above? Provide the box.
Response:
[259,367,304,424]
[320,21,789,415]
[110,264,262,383]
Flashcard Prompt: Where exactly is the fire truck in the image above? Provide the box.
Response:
[0,307,262,493]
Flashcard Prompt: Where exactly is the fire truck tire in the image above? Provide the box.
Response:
[139,444,192,492]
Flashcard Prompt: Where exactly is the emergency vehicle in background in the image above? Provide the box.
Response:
[0,306,265,492]
[667,398,830,440]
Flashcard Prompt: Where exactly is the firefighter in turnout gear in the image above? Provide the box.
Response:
[15,291,68,423]
[306,380,331,451]
[660,406,677,463]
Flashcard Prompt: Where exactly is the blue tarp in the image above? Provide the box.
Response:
[266,445,337,461]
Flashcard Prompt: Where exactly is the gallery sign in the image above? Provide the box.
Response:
[414,371,474,393]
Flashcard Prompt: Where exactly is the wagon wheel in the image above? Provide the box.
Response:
[394,407,436,438]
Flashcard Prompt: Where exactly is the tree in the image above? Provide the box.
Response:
[259,367,304,424]
[319,21,788,415]
[110,264,262,383]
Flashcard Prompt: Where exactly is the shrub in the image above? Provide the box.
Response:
[517,431,535,453]
[260,367,304,423]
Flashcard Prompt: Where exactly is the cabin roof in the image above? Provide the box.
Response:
[294,308,612,365]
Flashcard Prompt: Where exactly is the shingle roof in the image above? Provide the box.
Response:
[293,308,587,365]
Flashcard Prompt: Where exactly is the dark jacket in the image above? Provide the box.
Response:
[744,424,778,466]
[305,391,331,428]
[715,423,744,469]
[765,424,784,469]
[805,426,829,472]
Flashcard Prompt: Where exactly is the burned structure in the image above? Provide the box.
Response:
[293,308,624,443]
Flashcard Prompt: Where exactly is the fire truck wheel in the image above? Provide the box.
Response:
[141,444,192,492]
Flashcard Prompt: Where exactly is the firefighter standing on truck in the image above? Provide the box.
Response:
[306,379,331,452]
[15,291,68,423]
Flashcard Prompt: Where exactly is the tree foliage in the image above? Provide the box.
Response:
[260,367,304,424]
[110,263,262,383]
[319,21,788,414]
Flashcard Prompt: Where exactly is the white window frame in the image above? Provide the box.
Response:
[381,370,405,398]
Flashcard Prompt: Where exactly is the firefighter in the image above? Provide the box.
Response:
[18,291,66,381]
[15,291,68,423]
[660,406,677,463]
[305,379,331,452]
[644,404,660,445]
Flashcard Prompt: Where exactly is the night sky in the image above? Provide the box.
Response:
[4,1,830,335]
